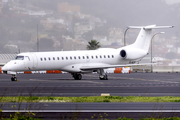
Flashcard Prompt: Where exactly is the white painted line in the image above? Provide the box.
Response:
[2,110,180,112]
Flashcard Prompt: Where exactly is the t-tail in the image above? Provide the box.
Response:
[119,25,174,60]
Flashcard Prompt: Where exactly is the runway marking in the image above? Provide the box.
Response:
[3,74,180,84]
[83,74,180,83]
[2,110,180,112]
[0,82,179,87]
[108,76,180,84]
[29,78,104,84]
[29,78,73,82]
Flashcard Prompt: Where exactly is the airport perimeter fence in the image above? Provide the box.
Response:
[133,66,180,73]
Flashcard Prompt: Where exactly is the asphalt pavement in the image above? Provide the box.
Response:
[0,73,180,119]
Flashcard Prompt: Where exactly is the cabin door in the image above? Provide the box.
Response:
[30,53,38,69]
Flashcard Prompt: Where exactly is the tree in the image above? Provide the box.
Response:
[87,40,101,50]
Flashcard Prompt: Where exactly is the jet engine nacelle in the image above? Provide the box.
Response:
[120,48,147,60]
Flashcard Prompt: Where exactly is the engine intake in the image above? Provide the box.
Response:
[120,48,147,60]
[120,50,127,58]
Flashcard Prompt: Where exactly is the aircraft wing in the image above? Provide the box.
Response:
[80,63,153,71]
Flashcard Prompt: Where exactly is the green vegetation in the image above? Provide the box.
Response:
[0,111,41,120]
[140,118,180,120]
[1,114,180,120]
[0,96,179,103]
[0,96,179,119]
[0,107,180,120]
[5,113,40,120]
[87,40,101,50]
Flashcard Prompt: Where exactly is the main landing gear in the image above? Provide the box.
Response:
[99,74,108,80]
[11,75,18,81]
[72,73,82,80]
[71,69,108,80]
[98,69,108,80]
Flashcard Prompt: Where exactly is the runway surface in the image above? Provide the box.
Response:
[0,73,180,119]
[1,102,180,119]
[1,102,180,111]
[0,73,180,96]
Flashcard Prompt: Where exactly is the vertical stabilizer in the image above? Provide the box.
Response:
[128,25,173,53]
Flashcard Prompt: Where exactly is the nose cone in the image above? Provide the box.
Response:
[2,64,8,71]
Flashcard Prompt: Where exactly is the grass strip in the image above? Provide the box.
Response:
[0,96,180,103]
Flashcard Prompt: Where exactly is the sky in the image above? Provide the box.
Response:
[165,0,180,4]
[0,0,180,57]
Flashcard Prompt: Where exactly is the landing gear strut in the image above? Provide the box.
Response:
[11,75,18,81]
[72,73,82,80]
[98,69,108,80]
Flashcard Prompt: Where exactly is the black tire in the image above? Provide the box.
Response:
[73,74,82,80]
[11,77,17,81]
[77,74,82,80]
[11,77,14,81]
[14,77,17,81]
[99,75,108,80]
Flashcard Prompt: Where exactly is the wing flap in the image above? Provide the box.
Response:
[80,63,153,70]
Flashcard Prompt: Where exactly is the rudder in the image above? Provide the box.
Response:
[128,25,173,53]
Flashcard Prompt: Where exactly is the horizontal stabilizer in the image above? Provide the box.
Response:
[127,24,174,52]
[128,25,174,30]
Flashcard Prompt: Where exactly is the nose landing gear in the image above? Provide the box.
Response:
[11,75,18,81]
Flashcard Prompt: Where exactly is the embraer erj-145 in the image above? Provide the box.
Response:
[2,25,173,81]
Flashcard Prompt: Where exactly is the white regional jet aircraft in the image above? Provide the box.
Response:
[2,25,173,81]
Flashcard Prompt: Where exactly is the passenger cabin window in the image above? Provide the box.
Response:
[92,56,94,59]
[44,58,46,61]
[57,57,59,60]
[40,58,43,61]
[108,55,110,58]
[104,55,106,58]
[62,57,64,60]
[49,57,51,60]
[15,56,24,60]
[66,57,68,60]
[74,56,76,59]
[112,55,114,58]
[96,56,98,59]
[100,55,102,58]
[70,57,72,60]
[83,56,85,59]
[53,57,55,60]
[78,56,81,59]
[87,56,89,59]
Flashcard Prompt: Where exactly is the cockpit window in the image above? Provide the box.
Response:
[15,56,24,60]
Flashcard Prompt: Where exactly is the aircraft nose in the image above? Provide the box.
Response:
[2,64,8,71]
